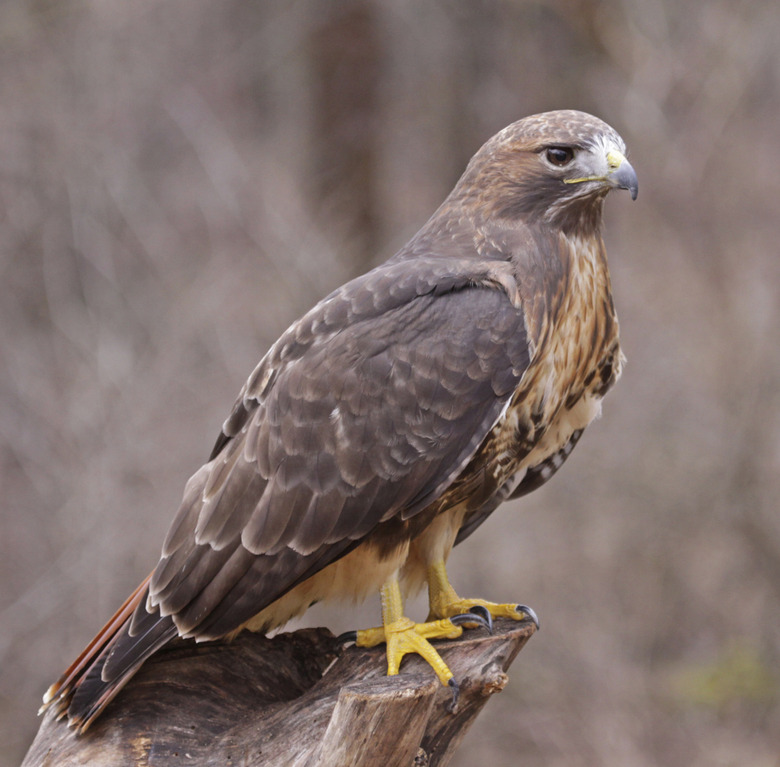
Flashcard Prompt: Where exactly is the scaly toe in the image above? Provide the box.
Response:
[383,618,462,686]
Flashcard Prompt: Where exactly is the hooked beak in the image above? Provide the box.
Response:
[606,150,638,200]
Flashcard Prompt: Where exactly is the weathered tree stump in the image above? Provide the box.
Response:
[23,618,535,767]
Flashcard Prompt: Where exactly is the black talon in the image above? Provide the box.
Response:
[450,610,492,634]
[517,604,540,630]
[446,677,460,713]
[469,605,493,633]
[336,630,358,645]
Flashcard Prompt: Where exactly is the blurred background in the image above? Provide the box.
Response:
[2,1,779,765]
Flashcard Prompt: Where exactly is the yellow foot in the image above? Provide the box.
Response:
[354,616,463,686]
[437,597,537,623]
[336,575,501,712]
[427,561,540,629]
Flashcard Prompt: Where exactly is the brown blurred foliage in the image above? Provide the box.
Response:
[2,1,779,765]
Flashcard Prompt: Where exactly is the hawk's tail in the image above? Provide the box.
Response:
[41,572,178,733]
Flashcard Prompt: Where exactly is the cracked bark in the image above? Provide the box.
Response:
[23,618,535,767]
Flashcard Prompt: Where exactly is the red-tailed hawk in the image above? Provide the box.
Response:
[43,110,637,731]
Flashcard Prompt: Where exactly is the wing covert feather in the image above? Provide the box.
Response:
[149,261,531,638]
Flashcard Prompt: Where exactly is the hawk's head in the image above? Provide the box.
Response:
[459,110,638,233]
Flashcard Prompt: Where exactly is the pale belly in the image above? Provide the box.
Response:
[234,539,411,635]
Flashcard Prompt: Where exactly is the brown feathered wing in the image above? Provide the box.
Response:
[55,254,531,728]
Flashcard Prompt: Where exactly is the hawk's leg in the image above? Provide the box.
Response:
[353,576,481,690]
[426,559,539,628]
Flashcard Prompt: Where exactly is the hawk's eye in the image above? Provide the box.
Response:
[545,146,575,167]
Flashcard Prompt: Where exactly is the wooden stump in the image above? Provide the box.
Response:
[23,618,536,767]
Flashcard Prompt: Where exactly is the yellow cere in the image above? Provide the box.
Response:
[564,148,626,186]
[606,150,625,170]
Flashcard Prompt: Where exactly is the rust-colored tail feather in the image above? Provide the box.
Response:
[41,572,178,733]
